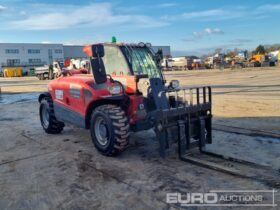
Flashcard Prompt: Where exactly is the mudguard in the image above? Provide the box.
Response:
[38,92,51,103]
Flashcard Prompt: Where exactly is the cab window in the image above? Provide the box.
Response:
[103,46,130,76]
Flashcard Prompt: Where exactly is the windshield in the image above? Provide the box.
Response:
[121,46,161,78]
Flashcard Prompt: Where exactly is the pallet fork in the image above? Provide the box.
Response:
[148,78,212,157]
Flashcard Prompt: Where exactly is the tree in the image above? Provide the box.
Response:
[255,45,266,54]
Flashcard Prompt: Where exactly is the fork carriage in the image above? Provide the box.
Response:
[147,79,212,157]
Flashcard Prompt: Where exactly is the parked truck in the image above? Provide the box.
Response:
[161,57,174,71]
[204,54,225,69]
[35,61,64,80]
[172,56,198,70]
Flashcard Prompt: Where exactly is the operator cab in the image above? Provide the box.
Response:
[92,43,162,79]
[84,42,168,92]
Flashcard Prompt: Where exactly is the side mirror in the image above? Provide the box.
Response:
[84,44,107,84]
[83,44,104,58]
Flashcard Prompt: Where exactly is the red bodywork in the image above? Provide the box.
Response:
[64,68,88,75]
[48,74,145,127]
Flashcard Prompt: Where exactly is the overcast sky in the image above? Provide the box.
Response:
[0,0,280,55]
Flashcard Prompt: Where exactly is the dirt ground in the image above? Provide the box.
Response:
[0,67,280,209]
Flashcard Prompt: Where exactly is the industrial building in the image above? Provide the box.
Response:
[151,46,171,57]
[0,43,64,74]
[63,45,86,59]
[0,43,171,74]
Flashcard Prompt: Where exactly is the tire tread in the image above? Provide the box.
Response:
[91,104,130,156]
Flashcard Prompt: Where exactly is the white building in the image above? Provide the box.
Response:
[0,43,64,73]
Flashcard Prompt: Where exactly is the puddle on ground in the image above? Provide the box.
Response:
[0,92,40,105]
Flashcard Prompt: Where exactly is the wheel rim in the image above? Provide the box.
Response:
[41,104,49,128]
[94,116,109,146]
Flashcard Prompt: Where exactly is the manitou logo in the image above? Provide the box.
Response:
[166,192,218,205]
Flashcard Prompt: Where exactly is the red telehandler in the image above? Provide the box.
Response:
[38,42,212,158]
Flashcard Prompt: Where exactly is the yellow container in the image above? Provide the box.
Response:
[3,67,23,77]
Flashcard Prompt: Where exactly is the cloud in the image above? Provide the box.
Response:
[172,50,201,57]
[201,28,224,35]
[183,28,224,42]
[182,9,226,19]
[9,3,167,30]
[162,5,280,22]
[163,4,280,23]
[192,28,224,38]
[230,39,253,44]
[256,4,280,11]
[158,3,176,8]
[41,41,52,44]
[0,5,7,11]
[162,8,246,21]
[19,10,27,16]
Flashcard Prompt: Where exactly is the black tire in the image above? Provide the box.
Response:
[43,73,48,80]
[49,67,54,79]
[90,104,129,156]
[39,97,64,134]
[40,74,45,80]
[53,73,58,79]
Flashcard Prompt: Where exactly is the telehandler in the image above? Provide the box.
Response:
[38,41,212,157]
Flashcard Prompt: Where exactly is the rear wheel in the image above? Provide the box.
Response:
[38,74,43,80]
[90,104,129,156]
[39,97,64,134]
[43,73,48,80]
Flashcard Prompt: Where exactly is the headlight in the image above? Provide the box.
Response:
[109,85,122,95]
[170,80,180,89]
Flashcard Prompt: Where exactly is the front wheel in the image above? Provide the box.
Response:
[90,105,130,156]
